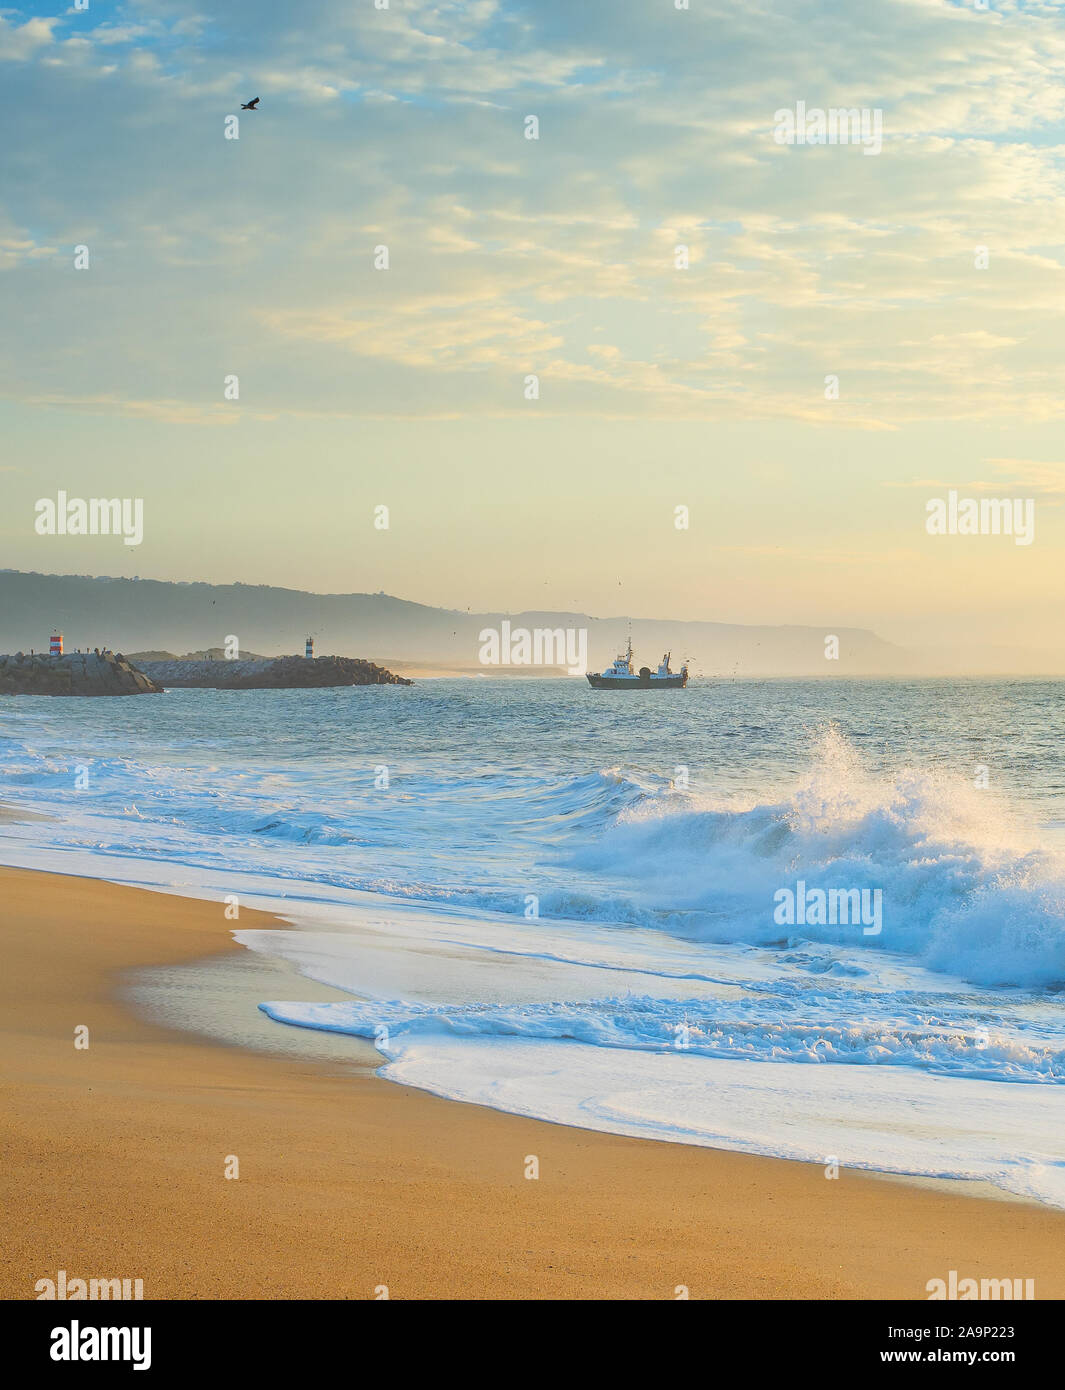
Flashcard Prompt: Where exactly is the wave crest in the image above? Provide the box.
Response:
[561,728,1065,988]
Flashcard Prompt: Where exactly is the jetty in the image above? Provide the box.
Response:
[133,654,412,690]
[0,650,162,697]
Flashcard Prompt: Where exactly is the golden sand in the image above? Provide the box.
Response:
[2,864,1063,1300]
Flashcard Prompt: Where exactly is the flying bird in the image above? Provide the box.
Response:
[241,97,260,110]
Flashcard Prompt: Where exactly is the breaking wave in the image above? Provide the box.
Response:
[548,728,1065,989]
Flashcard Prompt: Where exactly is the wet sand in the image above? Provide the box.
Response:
[3,864,1064,1300]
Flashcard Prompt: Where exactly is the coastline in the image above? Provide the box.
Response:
[4,865,1065,1299]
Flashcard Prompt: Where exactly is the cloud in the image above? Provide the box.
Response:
[0,15,57,61]
[886,460,1065,502]
[4,0,1065,427]
[981,461,1065,497]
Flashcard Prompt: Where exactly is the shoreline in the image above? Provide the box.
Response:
[4,862,1065,1299]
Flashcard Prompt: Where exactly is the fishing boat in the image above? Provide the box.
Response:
[586,641,688,689]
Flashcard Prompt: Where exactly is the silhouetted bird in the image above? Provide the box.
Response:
[241,97,260,110]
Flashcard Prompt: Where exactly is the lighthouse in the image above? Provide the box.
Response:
[305,636,314,660]
[49,631,63,657]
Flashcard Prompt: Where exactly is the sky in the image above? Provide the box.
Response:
[1,0,1065,652]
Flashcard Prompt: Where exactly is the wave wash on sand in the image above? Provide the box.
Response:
[2,683,1064,1205]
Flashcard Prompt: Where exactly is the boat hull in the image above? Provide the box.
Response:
[586,673,687,689]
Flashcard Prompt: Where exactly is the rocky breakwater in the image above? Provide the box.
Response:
[135,655,412,689]
[0,651,163,697]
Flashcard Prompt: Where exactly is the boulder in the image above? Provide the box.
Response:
[135,654,412,689]
[0,651,163,697]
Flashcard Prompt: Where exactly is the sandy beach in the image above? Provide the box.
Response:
[1,863,1062,1300]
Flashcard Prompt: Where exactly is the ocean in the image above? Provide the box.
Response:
[2,676,1065,1203]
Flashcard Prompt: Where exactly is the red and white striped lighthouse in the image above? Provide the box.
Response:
[49,631,63,657]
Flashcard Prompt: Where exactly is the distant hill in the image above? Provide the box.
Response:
[0,569,1056,676]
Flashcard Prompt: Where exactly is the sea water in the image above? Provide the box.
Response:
[2,677,1065,1202]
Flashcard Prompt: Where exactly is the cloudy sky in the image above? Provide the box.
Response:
[2,0,1064,650]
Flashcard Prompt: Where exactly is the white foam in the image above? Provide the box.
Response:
[5,700,1065,1203]
[374,1036,1065,1207]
